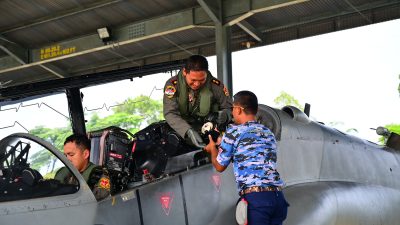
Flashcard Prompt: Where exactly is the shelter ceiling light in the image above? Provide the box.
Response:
[97,27,111,43]
[241,40,256,49]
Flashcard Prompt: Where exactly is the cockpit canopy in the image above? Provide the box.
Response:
[0,134,78,202]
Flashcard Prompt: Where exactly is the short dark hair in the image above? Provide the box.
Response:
[64,134,91,152]
[184,55,208,72]
[233,90,258,115]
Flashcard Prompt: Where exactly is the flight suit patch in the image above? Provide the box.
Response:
[165,85,176,98]
[223,86,229,96]
[212,79,220,86]
[188,93,194,103]
[99,177,110,189]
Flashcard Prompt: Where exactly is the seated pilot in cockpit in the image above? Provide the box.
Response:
[55,134,110,201]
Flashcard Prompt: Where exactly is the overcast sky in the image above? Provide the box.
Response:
[1,19,399,142]
[215,18,400,142]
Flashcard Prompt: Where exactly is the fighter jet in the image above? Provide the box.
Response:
[0,104,399,225]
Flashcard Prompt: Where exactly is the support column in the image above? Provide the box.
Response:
[215,24,233,96]
[197,0,233,96]
[66,88,86,135]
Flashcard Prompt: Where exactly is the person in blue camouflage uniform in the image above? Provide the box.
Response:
[204,90,289,225]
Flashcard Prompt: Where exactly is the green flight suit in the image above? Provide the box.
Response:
[163,70,232,139]
[55,162,110,201]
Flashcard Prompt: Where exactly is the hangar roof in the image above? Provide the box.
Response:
[0,0,399,101]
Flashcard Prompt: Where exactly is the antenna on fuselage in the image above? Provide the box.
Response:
[304,103,311,117]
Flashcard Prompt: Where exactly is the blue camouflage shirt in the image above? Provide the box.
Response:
[217,121,284,192]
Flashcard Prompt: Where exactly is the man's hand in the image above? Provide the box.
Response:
[204,134,227,172]
[216,135,222,146]
[185,128,205,149]
[204,134,216,153]
[216,110,232,130]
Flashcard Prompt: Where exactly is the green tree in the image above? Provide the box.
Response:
[113,95,164,126]
[29,126,72,173]
[386,124,400,134]
[386,75,400,134]
[380,76,400,144]
[25,95,161,171]
[86,111,143,133]
[26,95,162,173]
[86,95,163,134]
[273,91,303,110]
[378,124,400,144]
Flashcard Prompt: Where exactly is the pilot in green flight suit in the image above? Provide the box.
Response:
[55,134,110,201]
[55,162,110,200]
[163,55,232,148]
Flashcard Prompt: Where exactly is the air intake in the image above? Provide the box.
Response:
[282,106,310,124]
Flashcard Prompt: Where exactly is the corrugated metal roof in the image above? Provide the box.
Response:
[1,0,400,100]
[1,0,198,47]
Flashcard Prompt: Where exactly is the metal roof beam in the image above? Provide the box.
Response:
[0,36,28,64]
[0,60,184,101]
[69,39,216,75]
[0,36,66,78]
[0,0,305,75]
[31,10,205,62]
[0,10,206,75]
[1,0,123,34]
[237,20,264,42]
[226,0,308,26]
[197,0,222,23]
[0,56,21,71]
[38,64,66,78]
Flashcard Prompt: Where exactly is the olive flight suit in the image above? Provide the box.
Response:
[55,162,110,201]
[163,70,232,139]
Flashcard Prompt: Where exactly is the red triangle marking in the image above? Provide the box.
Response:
[159,192,174,216]
[211,174,221,192]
